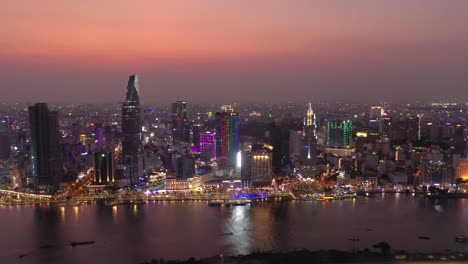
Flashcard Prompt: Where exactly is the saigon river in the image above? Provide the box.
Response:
[0,194,466,264]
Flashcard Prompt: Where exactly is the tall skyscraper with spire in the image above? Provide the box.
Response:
[303,103,317,164]
[121,75,142,185]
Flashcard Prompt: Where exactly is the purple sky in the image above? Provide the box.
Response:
[2,1,468,103]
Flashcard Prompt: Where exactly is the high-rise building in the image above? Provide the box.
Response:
[200,131,216,160]
[240,149,252,187]
[303,103,317,165]
[173,155,195,179]
[369,106,384,132]
[251,144,273,185]
[29,103,62,187]
[215,105,239,168]
[192,124,202,147]
[327,120,352,148]
[121,75,142,185]
[94,151,114,183]
[0,134,10,160]
[290,130,304,159]
[172,101,188,143]
[95,125,105,150]
[369,106,384,122]
[421,160,452,186]
[456,158,468,180]
[269,125,290,175]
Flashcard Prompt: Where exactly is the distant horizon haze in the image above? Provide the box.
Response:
[2,1,468,103]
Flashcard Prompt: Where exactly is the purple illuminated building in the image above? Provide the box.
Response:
[95,127,105,150]
[200,131,216,160]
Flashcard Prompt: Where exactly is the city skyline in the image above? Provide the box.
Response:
[1,2,468,263]
[2,1,468,103]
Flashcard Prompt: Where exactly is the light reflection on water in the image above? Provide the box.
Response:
[0,194,466,264]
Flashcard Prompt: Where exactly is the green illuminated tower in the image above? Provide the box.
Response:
[327,120,352,148]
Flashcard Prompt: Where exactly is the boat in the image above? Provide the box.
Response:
[105,199,146,206]
[455,236,468,243]
[69,241,95,247]
[226,199,251,206]
[316,198,325,201]
[208,200,224,206]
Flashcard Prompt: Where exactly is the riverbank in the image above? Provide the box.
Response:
[0,190,466,206]
[141,249,468,263]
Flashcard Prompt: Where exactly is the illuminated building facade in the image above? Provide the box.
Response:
[303,103,317,165]
[165,177,201,191]
[369,106,384,131]
[29,103,62,187]
[327,120,352,148]
[95,126,105,150]
[200,131,216,160]
[456,158,468,180]
[94,151,114,183]
[250,144,273,185]
[215,105,239,168]
[121,75,142,185]
[421,160,452,186]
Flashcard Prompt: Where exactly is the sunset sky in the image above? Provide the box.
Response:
[2,1,468,103]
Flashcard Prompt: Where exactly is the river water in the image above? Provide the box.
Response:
[0,194,466,264]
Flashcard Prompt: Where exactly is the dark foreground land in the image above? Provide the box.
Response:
[142,248,468,264]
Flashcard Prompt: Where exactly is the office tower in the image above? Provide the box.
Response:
[171,101,188,143]
[368,106,384,133]
[173,155,195,178]
[94,151,114,183]
[122,75,142,185]
[215,105,239,168]
[200,131,216,160]
[290,130,304,159]
[29,103,62,187]
[0,134,10,159]
[453,126,467,157]
[327,120,352,148]
[250,144,273,185]
[95,125,105,150]
[369,106,384,123]
[270,125,290,175]
[303,103,317,165]
[240,150,252,187]
[378,115,391,136]
[192,124,202,147]
[421,160,452,186]
[71,122,81,143]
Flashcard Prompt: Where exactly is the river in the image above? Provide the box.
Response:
[0,194,466,263]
